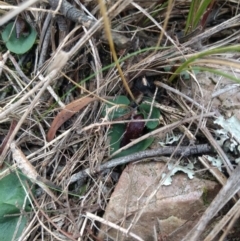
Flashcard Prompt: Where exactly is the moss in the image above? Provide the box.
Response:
[202,187,210,205]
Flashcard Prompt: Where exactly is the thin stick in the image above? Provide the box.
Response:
[69,144,212,184]
[154,81,206,110]
[86,212,144,241]
[0,0,39,25]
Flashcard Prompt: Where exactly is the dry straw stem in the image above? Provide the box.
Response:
[0,49,70,164]
[182,163,240,241]
[182,12,240,48]
[154,81,207,111]
[128,13,240,73]
[0,50,9,76]
[0,69,59,164]
[129,1,185,75]
[0,5,55,13]
[22,188,76,241]
[130,0,174,50]
[62,72,122,106]
[204,198,240,241]
[198,156,227,187]
[0,119,17,156]
[10,142,62,206]
[201,127,234,175]
[98,0,135,101]
[219,205,240,241]
[0,0,39,25]
[8,54,31,83]
[86,212,144,241]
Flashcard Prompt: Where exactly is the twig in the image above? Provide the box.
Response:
[48,0,132,48]
[38,13,52,69]
[49,0,95,28]
[69,144,213,184]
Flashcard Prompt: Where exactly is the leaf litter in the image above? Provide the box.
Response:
[0,0,240,240]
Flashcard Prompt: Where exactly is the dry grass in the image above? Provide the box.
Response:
[1,0,240,240]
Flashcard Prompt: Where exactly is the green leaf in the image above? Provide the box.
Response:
[0,216,27,241]
[193,0,212,28]
[163,61,200,79]
[109,124,154,158]
[139,102,160,129]
[1,22,37,54]
[169,45,240,83]
[0,172,32,241]
[102,95,131,120]
[180,67,200,80]
[103,96,159,158]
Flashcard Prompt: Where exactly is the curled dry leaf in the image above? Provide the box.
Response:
[47,96,96,142]
[120,114,145,147]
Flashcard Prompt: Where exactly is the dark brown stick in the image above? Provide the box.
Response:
[49,0,95,28]
[48,0,131,48]
[69,144,213,184]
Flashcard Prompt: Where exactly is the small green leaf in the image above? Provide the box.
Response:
[109,124,154,158]
[102,95,131,120]
[102,96,158,158]
[1,22,37,54]
[180,67,200,80]
[139,102,160,129]
[0,172,32,241]
[0,216,27,241]
[164,62,200,80]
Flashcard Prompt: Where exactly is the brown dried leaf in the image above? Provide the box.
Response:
[47,96,96,142]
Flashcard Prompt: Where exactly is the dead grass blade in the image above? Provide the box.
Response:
[98,0,135,101]
[0,0,39,25]
[182,163,240,241]
[86,212,144,241]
